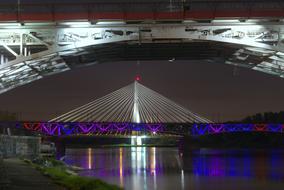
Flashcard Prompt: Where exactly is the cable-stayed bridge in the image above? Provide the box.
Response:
[0,1,284,140]
[50,81,210,124]
[20,80,209,138]
[7,81,284,138]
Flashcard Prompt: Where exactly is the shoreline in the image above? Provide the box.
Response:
[24,157,123,190]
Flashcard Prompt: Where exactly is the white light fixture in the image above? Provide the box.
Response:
[0,22,22,28]
[211,19,240,23]
[24,22,55,26]
[58,21,91,27]
[182,20,196,23]
[96,21,125,25]
[0,22,21,26]
[168,57,175,62]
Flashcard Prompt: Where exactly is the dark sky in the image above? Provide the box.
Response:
[0,60,283,122]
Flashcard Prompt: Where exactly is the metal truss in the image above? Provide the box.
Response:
[192,123,284,136]
[1,21,284,94]
[15,122,284,137]
[141,23,284,78]
[21,122,164,136]
[0,26,136,94]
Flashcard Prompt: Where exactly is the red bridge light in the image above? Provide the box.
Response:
[135,75,141,81]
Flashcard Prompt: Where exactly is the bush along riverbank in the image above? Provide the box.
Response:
[24,157,123,190]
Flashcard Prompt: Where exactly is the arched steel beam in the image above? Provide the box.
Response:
[0,22,284,94]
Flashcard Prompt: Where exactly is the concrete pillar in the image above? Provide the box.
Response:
[55,140,66,160]
[131,136,143,146]
[0,54,3,64]
[7,128,11,136]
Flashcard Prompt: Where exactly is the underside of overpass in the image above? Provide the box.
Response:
[0,0,284,94]
[63,42,233,64]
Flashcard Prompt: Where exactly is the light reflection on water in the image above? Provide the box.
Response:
[64,148,284,190]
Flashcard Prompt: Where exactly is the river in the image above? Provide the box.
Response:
[63,147,284,190]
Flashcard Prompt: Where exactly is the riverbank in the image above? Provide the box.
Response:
[25,157,123,190]
[0,158,122,190]
[0,156,9,189]
[1,158,63,190]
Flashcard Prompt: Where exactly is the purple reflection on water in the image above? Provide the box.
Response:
[63,148,284,190]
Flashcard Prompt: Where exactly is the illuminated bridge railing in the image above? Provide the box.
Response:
[16,122,284,136]
[21,122,164,136]
[192,124,284,136]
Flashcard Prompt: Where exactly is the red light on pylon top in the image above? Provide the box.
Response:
[135,75,141,81]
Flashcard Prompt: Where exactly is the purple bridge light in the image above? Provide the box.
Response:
[22,122,164,136]
[192,124,284,136]
[20,122,284,136]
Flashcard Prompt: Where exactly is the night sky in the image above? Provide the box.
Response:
[0,60,283,122]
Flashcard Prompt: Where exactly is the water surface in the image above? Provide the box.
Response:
[64,147,284,190]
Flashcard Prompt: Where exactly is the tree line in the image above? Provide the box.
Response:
[0,111,18,121]
[241,111,284,123]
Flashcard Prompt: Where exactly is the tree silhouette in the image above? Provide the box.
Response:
[242,111,284,123]
[0,111,18,121]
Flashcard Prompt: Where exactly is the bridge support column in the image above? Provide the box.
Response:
[6,128,11,136]
[55,140,65,160]
[131,136,143,146]
[180,136,202,156]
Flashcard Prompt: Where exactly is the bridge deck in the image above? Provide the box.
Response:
[2,122,284,137]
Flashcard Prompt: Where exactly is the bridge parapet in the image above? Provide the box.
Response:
[192,123,284,136]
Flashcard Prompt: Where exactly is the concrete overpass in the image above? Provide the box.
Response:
[0,0,284,94]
